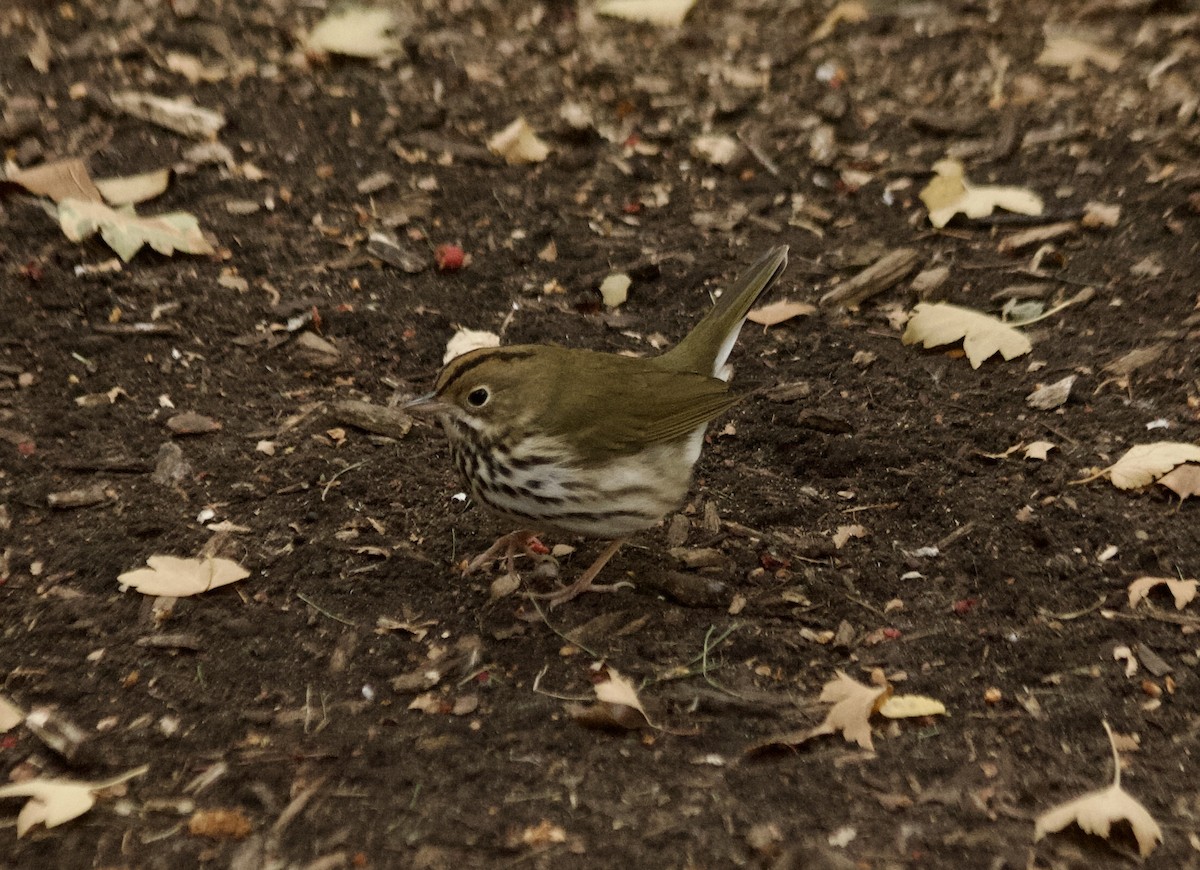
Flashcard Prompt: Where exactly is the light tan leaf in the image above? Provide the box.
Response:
[0,694,24,732]
[58,198,214,262]
[878,694,946,719]
[110,91,226,138]
[747,300,817,326]
[810,0,869,42]
[1026,375,1075,410]
[6,157,103,203]
[1082,201,1121,229]
[306,7,402,58]
[568,668,653,731]
[832,524,867,550]
[808,671,892,750]
[443,328,500,364]
[919,159,1043,229]
[95,169,171,206]
[1037,33,1123,79]
[691,133,741,166]
[0,766,147,837]
[1033,723,1161,857]
[1106,442,1200,489]
[595,0,698,27]
[599,273,631,308]
[1024,441,1056,461]
[1112,645,1138,677]
[1128,576,1198,611]
[1158,464,1200,502]
[118,555,250,597]
[486,118,550,165]
[901,302,1032,368]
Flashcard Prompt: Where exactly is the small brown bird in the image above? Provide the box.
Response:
[407,246,788,605]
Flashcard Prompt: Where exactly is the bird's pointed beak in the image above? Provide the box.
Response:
[403,391,448,415]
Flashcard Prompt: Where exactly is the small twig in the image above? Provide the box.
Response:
[842,502,900,514]
[296,591,357,627]
[530,664,592,702]
[843,593,885,618]
[320,460,367,501]
[1037,593,1108,621]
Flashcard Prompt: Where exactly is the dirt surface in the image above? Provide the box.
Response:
[3,1,1200,867]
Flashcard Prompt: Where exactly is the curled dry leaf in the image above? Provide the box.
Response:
[118,555,250,597]
[306,6,402,58]
[810,0,869,42]
[878,694,947,720]
[595,0,697,27]
[0,766,148,837]
[1127,576,1198,611]
[443,328,501,364]
[1033,722,1162,858]
[1026,375,1075,411]
[902,303,1032,368]
[94,168,171,206]
[1105,442,1200,490]
[746,300,817,326]
[6,157,103,203]
[1158,463,1200,502]
[567,667,653,731]
[110,91,226,138]
[809,671,892,751]
[832,524,867,549]
[487,118,550,165]
[1112,645,1138,678]
[919,159,1043,229]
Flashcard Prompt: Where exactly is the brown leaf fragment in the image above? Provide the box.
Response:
[1102,344,1165,378]
[997,221,1077,254]
[330,400,412,439]
[7,158,103,203]
[46,482,113,509]
[1082,201,1121,228]
[832,524,867,549]
[188,807,254,840]
[166,412,221,436]
[1026,375,1075,410]
[25,707,92,763]
[747,300,816,326]
[1157,464,1200,502]
[110,91,226,139]
[819,248,921,309]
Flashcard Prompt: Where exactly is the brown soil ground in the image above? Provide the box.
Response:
[3,1,1200,868]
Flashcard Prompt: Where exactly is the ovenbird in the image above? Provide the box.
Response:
[407,245,789,605]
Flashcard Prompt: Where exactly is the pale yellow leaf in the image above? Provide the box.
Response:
[920,159,1043,229]
[95,168,171,206]
[1033,722,1162,858]
[831,524,867,550]
[747,300,817,326]
[1127,576,1198,611]
[443,328,500,364]
[58,198,214,262]
[878,694,946,719]
[596,0,698,27]
[1037,34,1123,79]
[1024,441,1056,461]
[1106,442,1200,489]
[306,7,402,58]
[1158,464,1200,501]
[486,118,550,165]
[901,302,1032,368]
[599,273,631,308]
[0,766,147,837]
[118,555,250,597]
[692,133,740,166]
[808,670,891,750]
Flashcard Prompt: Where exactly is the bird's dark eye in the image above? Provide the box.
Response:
[467,387,490,407]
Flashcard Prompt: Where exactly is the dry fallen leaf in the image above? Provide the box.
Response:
[1033,722,1162,858]
[1158,464,1200,502]
[1112,645,1138,678]
[306,6,402,58]
[58,198,214,262]
[95,168,171,206]
[599,273,631,308]
[0,766,147,837]
[0,694,24,733]
[1024,441,1056,461]
[1037,32,1123,79]
[6,157,103,203]
[691,133,741,166]
[110,91,226,138]
[443,328,501,364]
[1082,201,1121,229]
[1026,375,1075,410]
[188,807,254,840]
[747,300,817,326]
[567,667,653,731]
[902,303,1033,368]
[808,671,892,751]
[118,555,250,597]
[878,693,947,720]
[1104,442,1200,490]
[1127,576,1198,611]
[919,159,1043,229]
[487,118,550,165]
[595,0,697,27]
[832,524,867,550]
